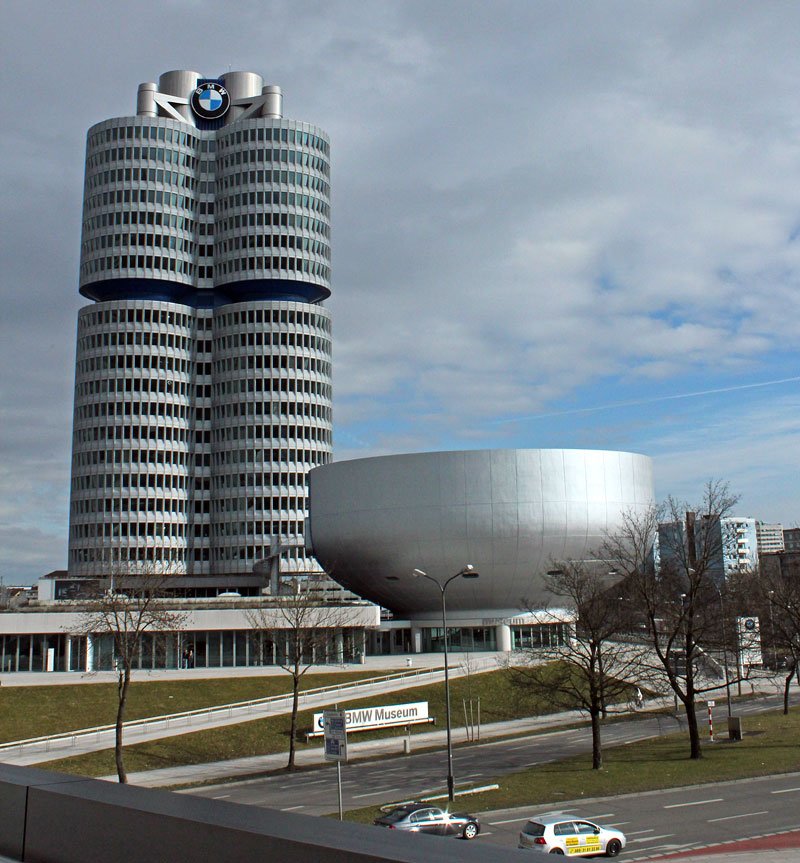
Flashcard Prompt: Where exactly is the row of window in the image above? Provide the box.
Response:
[72,522,187,539]
[92,120,329,156]
[87,145,197,172]
[82,253,330,281]
[87,166,197,190]
[213,425,331,446]
[77,354,330,380]
[220,149,329,177]
[72,473,189,492]
[84,208,203,235]
[219,170,329,199]
[85,187,199,214]
[216,192,330,223]
[74,424,190,445]
[71,497,188,515]
[221,232,330,259]
[72,448,189,468]
[218,125,329,155]
[79,329,194,351]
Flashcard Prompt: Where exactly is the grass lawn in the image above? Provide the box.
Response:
[339,707,800,822]
[0,670,382,743]
[38,667,559,777]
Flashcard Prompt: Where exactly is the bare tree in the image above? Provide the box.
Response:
[741,556,800,713]
[510,562,652,769]
[604,480,740,760]
[247,577,359,771]
[73,568,185,783]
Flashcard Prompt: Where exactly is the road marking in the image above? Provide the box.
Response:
[300,779,328,786]
[628,834,675,843]
[212,794,231,799]
[352,787,401,799]
[489,816,531,825]
[587,813,615,819]
[708,810,768,822]
[626,829,655,836]
[772,787,800,794]
[664,798,723,808]
[281,805,305,811]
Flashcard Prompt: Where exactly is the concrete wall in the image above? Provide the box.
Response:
[0,763,521,863]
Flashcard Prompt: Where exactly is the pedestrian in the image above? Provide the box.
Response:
[187,648,194,668]
[635,687,643,708]
[181,648,188,669]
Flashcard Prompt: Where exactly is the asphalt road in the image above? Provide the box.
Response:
[477,772,800,858]
[189,693,787,819]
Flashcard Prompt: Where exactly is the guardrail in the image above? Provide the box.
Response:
[0,665,447,758]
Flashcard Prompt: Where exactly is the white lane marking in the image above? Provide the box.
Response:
[708,810,768,823]
[489,816,531,825]
[772,787,800,794]
[299,779,329,786]
[587,813,615,819]
[607,822,630,827]
[664,798,723,808]
[628,834,675,843]
[281,805,305,811]
[352,787,402,799]
[212,794,231,799]
[626,829,655,836]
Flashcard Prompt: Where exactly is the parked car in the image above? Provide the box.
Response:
[518,815,626,856]
[374,803,480,839]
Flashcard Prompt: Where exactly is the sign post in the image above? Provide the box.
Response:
[323,708,347,820]
[707,700,715,743]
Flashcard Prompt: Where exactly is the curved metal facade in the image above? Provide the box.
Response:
[308,449,654,617]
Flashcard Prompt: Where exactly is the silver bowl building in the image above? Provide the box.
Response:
[308,449,654,652]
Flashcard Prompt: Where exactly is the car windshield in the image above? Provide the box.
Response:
[523,822,546,836]
[382,808,414,823]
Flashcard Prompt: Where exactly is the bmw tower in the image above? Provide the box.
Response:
[68,71,333,593]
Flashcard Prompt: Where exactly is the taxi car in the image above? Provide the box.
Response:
[374,803,480,839]
[518,815,626,856]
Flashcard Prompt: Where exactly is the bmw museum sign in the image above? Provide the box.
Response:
[311,701,429,736]
[190,82,231,120]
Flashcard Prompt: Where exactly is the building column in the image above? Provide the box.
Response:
[86,635,94,672]
[496,623,512,652]
[411,626,423,654]
[65,637,73,672]
[335,631,344,663]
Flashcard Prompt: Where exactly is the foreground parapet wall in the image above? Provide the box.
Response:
[0,763,521,863]
[308,448,655,617]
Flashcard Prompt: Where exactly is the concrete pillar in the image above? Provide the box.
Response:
[335,631,344,663]
[496,624,512,652]
[411,626,423,654]
[86,635,94,672]
[65,637,72,672]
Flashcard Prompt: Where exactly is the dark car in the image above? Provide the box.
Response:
[374,803,480,840]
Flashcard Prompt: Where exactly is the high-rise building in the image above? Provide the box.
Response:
[756,522,785,555]
[68,70,333,594]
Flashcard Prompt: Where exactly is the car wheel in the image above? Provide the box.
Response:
[462,822,479,840]
[606,839,622,857]
[550,849,565,855]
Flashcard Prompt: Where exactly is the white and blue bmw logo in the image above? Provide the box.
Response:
[190,82,230,120]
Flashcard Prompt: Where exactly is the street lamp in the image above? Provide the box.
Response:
[412,565,479,801]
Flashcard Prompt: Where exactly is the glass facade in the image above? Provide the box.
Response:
[510,623,571,650]
[420,626,497,653]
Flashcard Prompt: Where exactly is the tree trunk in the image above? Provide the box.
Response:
[115,666,131,783]
[784,664,795,715]
[590,707,603,770]
[685,695,702,759]
[287,670,300,771]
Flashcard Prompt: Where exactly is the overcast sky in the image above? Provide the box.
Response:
[1,1,799,583]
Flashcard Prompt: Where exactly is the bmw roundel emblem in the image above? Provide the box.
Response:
[744,618,756,631]
[190,82,231,120]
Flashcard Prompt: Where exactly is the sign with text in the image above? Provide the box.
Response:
[323,709,347,762]
[312,701,429,736]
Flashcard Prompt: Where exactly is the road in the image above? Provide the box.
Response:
[188,694,785,817]
[477,772,800,858]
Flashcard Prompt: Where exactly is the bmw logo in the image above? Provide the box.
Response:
[744,618,756,631]
[190,82,231,120]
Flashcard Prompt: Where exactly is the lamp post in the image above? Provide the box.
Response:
[768,590,776,671]
[714,584,733,718]
[412,565,479,801]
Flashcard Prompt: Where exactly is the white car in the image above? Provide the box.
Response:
[519,815,626,856]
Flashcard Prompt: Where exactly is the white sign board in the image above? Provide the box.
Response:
[312,701,429,736]
[736,616,764,670]
[323,709,347,762]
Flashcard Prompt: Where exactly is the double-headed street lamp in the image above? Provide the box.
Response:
[412,565,479,802]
